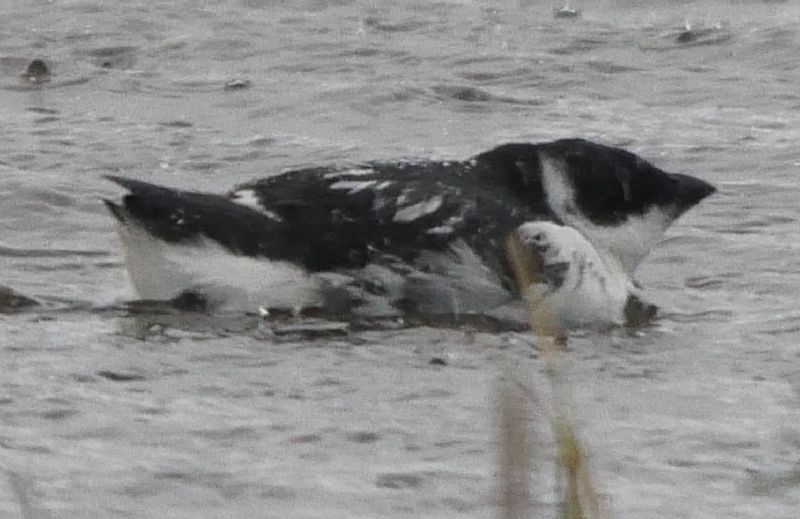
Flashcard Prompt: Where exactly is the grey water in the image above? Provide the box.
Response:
[2,0,800,517]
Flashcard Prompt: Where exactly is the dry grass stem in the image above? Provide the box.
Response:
[497,384,532,519]
[502,232,609,519]
[7,471,44,519]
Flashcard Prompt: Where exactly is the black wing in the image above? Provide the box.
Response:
[106,162,500,272]
[105,175,312,261]
[105,145,565,276]
[227,162,486,270]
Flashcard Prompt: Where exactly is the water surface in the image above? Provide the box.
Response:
[2,1,800,517]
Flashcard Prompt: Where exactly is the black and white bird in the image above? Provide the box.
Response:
[103,138,715,327]
[512,221,654,328]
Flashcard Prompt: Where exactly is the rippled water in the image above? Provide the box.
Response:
[2,1,800,517]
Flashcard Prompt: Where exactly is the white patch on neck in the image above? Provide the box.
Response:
[538,154,672,274]
[570,206,672,274]
[229,189,283,221]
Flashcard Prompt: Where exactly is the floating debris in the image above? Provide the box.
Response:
[432,84,493,103]
[97,370,146,382]
[21,59,50,83]
[0,285,38,313]
[675,22,730,46]
[224,78,251,91]
[375,472,423,489]
[553,5,580,19]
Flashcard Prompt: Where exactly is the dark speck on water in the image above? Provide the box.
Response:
[553,6,580,19]
[0,285,39,312]
[96,371,147,382]
[433,84,494,102]
[677,30,698,43]
[224,78,252,90]
[375,472,423,489]
[22,59,50,83]
[429,356,448,366]
[672,24,732,46]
